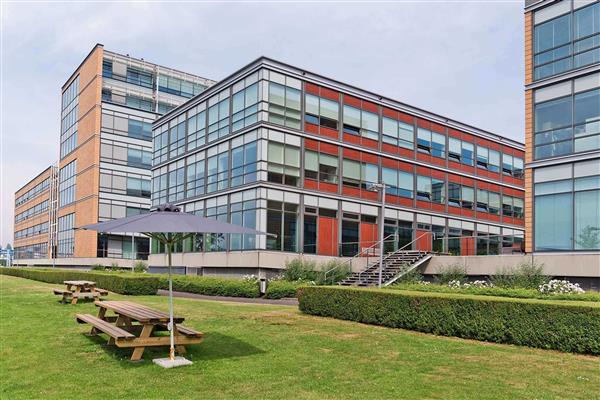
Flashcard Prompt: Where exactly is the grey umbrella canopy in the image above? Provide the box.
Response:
[80,204,269,363]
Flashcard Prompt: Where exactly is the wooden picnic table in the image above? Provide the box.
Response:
[75,301,203,361]
[53,280,108,304]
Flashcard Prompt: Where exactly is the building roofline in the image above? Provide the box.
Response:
[14,164,55,195]
[61,43,104,90]
[155,56,524,150]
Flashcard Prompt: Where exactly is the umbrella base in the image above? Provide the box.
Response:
[153,356,193,368]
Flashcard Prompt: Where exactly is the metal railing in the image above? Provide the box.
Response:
[355,231,434,285]
[322,234,396,284]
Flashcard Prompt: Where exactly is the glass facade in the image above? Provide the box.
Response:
[534,2,600,80]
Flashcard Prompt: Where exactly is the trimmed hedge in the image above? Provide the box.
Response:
[389,283,600,302]
[160,275,260,298]
[264,280,306,299]
[0,267,160,295]
[298,286,600,354]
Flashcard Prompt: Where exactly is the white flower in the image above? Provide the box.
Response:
[539,279,585,295]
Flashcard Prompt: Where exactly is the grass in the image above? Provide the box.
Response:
[1,275,599,400]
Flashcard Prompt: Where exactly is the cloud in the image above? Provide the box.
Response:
[0,2,524,244]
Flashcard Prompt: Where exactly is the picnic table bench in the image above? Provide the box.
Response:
[76,300,203,361]
[53,281,108,304]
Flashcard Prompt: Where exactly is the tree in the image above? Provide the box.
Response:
[575,226,600,250]
[6,243,12,250]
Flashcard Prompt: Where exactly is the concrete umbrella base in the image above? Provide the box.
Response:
[153,356,193,368]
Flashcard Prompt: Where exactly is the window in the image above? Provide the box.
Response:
[15,200,49,223]
[267,142,300,186]
[187,109,207,151]
[127,148,152,168]
[342,159,378,189]
[417,128,446,158]
[341,215,360,256]
[502,154,524,178]
[448,183,473,209]
[535,192,573,250]
[127,67,153,89]
[231,141,257,187]
[232,83,259,132]
[166,160,185,202]
[126,95,153,112]
[206,150,229,193]
[534,96,573,159]
[268,82,301,129]
[158,75,206,98]
[185,153,205,198]
[382,117,414,149]
[382,167,414,198]
[126,177,151,198]
[476,146,501,173]
[502,195,524,219]
[60,77,79,158]
[128,119,153,141]
[208,96,230,142]
[266,201,298,252]
[416,176,445,203]
[205,205,228,251]
[153,126,169,165]
[574,177,600,250]
[303,210,317,254]
[534,14,571,80]
[59,161,76,207]
[343,105,379,140]
[152,166,168,206]
[448,138,474,165]
[534,3,600,80]
[305,94,339,130]
[169,121,186,159]
[15,178,50,206]
[305,151,338,183]
[230,199,258,250]
[57,213,75,257]
[574,88,600,153]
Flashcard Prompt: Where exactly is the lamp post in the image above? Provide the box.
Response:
[368,182,386,288]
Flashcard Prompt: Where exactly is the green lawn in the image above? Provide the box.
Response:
[1,275,599,400]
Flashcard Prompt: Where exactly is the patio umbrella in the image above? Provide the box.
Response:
[80,203,269,367]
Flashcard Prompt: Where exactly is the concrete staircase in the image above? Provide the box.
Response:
[339,250,432,287]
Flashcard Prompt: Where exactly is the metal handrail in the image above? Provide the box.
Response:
[356,231,435,285]
[323,234,396,284]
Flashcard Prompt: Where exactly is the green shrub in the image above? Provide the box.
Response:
[491,261,550,289]
[133,261,148,273]
[90,264,105,271]
[388,283,600,302]
[317,259,351,285]
[298,286,600,354]
[283,258,318,282]
[392,267,424,284]
[159,275,260,298]
[0,268,160,295]
[435,263,467,284]
[264,280,307,299]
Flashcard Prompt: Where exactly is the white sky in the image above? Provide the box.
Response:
[0,1,525,246]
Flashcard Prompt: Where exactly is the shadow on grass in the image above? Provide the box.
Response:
[82,332,265,365]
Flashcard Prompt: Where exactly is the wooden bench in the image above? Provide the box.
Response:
[94,288,109,296]
[76,314,135,341]
[53,287,108,304]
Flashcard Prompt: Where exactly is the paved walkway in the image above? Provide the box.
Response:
[157,289,299,306]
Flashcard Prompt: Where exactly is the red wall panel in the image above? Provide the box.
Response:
[318,217,338,256]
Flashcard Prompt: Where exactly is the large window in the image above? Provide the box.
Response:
[232,82,259,132]
[169,121,186,159]
[128,119,153,141]
[230,199,258,250]
[158,75,206,98]
[266,201,298,252]
[206,150,229,193]
[342,159,378,189]
[382,117,414,149]
[417,128,446,158]
[534,3,600,80]
[305,151,338,184]
[448,183,473,209]
[343,105,379,140]
[126,177,151,198]
[208,96,230,142]
[305,94,339,130]
[502,154,524,178]
[476,146,501,173]
[535,88,600,159]
[382,167,414,198]
[267,142,300,186]
[57,213,75,257]
[535,160,600,251]
[187,109,206,151]
[60,77,79,158]
[416,175,445,203]
[59,161,76,207]
[185,153,205,198]
[476,189,501,215]
[167,160,185,202]
[267,82,301,129]
[231,141,257,187]
[448,138,474,166]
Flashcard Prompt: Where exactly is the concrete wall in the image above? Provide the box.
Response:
[12,257,137,269]
[424,253,600,278]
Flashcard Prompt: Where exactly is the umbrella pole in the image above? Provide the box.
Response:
[167,237,175,361]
